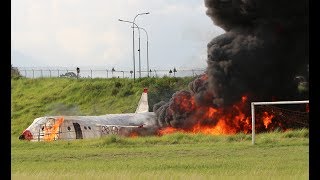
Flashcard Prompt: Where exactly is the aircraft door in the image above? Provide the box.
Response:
[73,123,83,139]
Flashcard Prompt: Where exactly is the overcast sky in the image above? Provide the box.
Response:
[11,0,225,71]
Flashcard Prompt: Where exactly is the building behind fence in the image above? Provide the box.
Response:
[16,67,206,79]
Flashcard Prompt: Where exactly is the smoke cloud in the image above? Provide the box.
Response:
[205,0,309,106]
[153,0,309,130]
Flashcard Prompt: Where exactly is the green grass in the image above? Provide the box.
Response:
[11,77,309,179]
[11,129,309,180]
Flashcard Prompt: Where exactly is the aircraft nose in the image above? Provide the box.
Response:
[19,130,33,141]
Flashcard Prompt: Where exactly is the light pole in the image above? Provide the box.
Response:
[119,19,140,81]
[119,12,149,80]
[142,28,149,77]
[134,26,149,77]
[133,12,149,78]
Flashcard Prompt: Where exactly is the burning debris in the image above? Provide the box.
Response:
[153,0,309,135]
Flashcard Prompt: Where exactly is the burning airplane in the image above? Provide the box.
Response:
[19,0,309,141]
[19,88,159,142]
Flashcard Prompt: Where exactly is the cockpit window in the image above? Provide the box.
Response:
[84,126,87,130]
[67,126,71,131]
[88,126,91,130]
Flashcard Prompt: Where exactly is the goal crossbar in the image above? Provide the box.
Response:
[251,100,309,145]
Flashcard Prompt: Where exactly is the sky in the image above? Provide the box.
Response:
[11,0,225,72]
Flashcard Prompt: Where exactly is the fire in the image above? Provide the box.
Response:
[129,132,138,138]
[44,117,64,141]
[172,93,196,112]
[158,127,182,135]
[262,112,274,129]
[154,74,308,137]
[188,96,251,135]
[207,107,218,117]
[158,95,252,136]
[156,93,307,136]
[192,120,236,135]
[241,96,247,103]
[200,74,208,80]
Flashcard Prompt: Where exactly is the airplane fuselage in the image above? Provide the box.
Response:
[19,88,158,142]
[19,112,158,141]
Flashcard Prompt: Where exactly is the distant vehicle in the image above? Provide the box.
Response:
[19,88,158,142]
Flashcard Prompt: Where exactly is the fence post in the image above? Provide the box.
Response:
[58,69,60,77]
[49,70,51,78]
[91,69,93,79]
[32,69,34,78]
[25,70,27,77]
[106,70,108,78]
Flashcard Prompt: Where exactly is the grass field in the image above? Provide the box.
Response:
[11,129,309,180]
[11,77,309,179]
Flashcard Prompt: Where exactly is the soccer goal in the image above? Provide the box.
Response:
[251,100,309,145]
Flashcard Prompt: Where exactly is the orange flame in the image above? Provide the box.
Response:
[241,96,247,103]
[154,75,306,137]
[201,74,208,80]
[158,127,182,135]
[262,112,274,129]
[192,120,237,135]
[158,96,253,136]
[129,132,138,138]
[44,117,64,141]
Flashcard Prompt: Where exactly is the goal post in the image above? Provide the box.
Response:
[251,100,309,145]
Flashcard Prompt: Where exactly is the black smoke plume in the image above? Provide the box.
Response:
[153,0,309,130]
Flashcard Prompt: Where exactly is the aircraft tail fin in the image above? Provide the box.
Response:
[135,88,149,113]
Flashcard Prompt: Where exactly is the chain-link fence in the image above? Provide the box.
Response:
[15,67,206,79]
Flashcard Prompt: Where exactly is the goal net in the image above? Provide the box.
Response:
[251,100,309,144]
